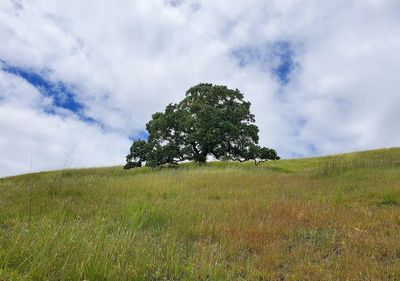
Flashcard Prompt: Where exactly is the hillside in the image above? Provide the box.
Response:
[1,148,400,280]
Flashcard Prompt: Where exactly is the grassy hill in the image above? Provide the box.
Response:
[1,148,400,280]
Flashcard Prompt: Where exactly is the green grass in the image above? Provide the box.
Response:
[0,147,400,280]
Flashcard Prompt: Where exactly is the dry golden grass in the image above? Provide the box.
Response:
[0,147,399,280]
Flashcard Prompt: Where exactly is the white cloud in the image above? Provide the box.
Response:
[0,70,130,177]
[0,0,399,176]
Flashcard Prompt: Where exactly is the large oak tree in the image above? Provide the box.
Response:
[125,83,279,168]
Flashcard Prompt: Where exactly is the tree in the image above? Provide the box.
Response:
[245,144,280,165]
[125,83,279,168]
[123,139,148,169]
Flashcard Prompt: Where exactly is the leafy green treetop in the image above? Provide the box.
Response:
[124,83,279,169]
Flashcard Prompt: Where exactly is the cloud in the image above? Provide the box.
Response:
[1,61,91,119]
[0,0,399,176]
[231,41,296,85]
[0,67,130,177]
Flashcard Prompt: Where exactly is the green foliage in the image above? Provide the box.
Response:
[125,83,279,168]
[124,139,148,169]
[379,192,398,207]
[242,144,280,165]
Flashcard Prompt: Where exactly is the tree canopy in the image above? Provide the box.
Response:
[124,83,279,169]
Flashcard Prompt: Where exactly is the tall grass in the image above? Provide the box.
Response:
[316,154,400,177]
[0,147,399,280]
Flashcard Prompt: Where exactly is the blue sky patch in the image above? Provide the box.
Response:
[129,130,149,141]
[231,41,296,85]
[1,61,97,123]
[272,41,295,85]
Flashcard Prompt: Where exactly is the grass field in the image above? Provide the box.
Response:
[1,148,400,280]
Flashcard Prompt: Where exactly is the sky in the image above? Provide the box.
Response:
[0,0,399,177]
